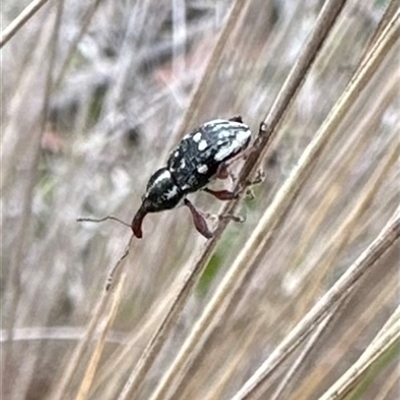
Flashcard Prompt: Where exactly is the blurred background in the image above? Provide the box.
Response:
[1,0,399,399]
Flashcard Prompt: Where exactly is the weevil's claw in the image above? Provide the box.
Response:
[131,206,147,238]
[245,169,265,187]
[245,188,255,200]
[203,211,245,224]
[219,214,246,223]
[243,168,265,199]
[184,199,213,239]
[253,169,266,185]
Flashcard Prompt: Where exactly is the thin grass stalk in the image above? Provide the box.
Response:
[3,2,393,400]
[200,317,271,400]
[117,2,348,399]
[164,0,251,152]
[316,311,400,400]
[74,272,127,400]
[148,7,398,400]
[0,327,128,345]
[100,0,150,118]
[5,2,64,398]
[360,0,399,61]
[115,176,256,400]
[288,277,398,400]
[200,298,346,400]
[373,364,399,399]
[225,117,399,374]
[3,14,56,312]
[0,0,53,47]
[177,146,398,398]
[256,0,347,156]
[54,0,102,89]
[297,127,399,310]
[49,291,109,400]
[231,209,400,400]
[236,93,399,398]
[171,0,187,77]
[269,306,340,400]
[50,235,134,400]
[90,285,179,397]
[292,67,399,276]
[370,306,400,347]
[242,134,398,399]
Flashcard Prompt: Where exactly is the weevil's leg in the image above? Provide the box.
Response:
[206,166,265,201]
[184,199,213,239]
[215,162,239,189]
[243,169,265,199]
[215,162,231,180]
[245,188,255,200]
[203,211,246,223]
[245,168,266,187]
[228,115,243,123]
[203,187,239,201]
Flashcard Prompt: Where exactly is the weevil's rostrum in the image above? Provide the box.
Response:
[132,116,251,239]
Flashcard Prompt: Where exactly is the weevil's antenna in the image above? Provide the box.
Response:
[77,216,131,228]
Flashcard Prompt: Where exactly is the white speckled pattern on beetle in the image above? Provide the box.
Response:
[131,116,252,239]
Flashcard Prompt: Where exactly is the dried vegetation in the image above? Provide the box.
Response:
[1,0,399,399]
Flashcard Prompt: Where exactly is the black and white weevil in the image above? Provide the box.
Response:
[131,116,252,239]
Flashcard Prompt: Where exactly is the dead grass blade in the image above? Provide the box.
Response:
[119,1,350,397]
[4,1,397,399]
[317,307,400,400]
[232,209,400,400]
[0,0,53,48]
[50,235,134,400]
[269,306,340,400]
[145,2,354,400]
[3,3,64,397]
[148,5,398,400]
[74,272,126,400]
[169,0,251,144]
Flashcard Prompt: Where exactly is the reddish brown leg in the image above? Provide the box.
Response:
[215,162,230,180]
[216,148,253,181]
[203,188,239,201]
[184,199,213,239]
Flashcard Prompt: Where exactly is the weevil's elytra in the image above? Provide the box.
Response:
[132,116,251,239]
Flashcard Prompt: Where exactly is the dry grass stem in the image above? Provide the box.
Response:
[0,0,53,48]
[148,5,398,400]
[170,0,250,140]
[317,309,400,400]
[75,272,126,400]
[232,209,400,400]
[269,306,340,400]
[50,234,134,399]
[3,1,398,399]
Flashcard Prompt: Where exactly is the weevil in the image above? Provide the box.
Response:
[131,116,252,239]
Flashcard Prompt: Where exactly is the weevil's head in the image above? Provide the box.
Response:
[131,168,183,238]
